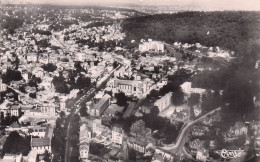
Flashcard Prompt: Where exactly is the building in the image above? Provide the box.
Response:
[154,92,172,112]
[80,124,92,143]
[92,119,103,136]
[27,52,38,62]
[27,149,38,162]
[90,94,111,116]
[227,122,248,137]
[31,138,51,154]
[80,142,90,160]
[154,148,174,161]
[193,105,202,117]
[110,79,153,98]
[139,41,164,53]
[28,125,47,138]
[75,52,86,62]
[127,137,148,154]
[0,78,7,92]
[112,126,123,145]
[181,82,206,95]
[2,154,22,162]
[196,149,209,162]
[40,102,56,116]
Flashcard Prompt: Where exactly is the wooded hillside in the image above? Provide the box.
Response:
[122,11,260,56]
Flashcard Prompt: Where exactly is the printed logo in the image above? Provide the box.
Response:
[215,149,244,159]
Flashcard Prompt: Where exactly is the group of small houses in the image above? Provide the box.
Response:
[79,117,175,162]
[0,121,55,162]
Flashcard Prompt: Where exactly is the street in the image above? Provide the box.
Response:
[64,64,122,162]
[161,107,222,154]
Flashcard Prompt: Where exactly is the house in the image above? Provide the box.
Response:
[171,108,189,123]
[189,139,205,154]
[139,41,164,53]
[193,105,202,117]
[191,126,209,136]
[0,135,7,151]
[92,119,106,136]
[154,92,172,112]
[40,102,56,116]
[75,52,86,62]
[32,67,45,78]
[79,142,90,160]
[80,124,92,143]
[127,137,148,154]
[255,135,260,151]
[196,149,209,162]
[90,94,111,116]
[112,126,123,145]
[0,78,7,92]
[9,104,20,117]
[28,125,47,138]
[202,116,213,126]
[228,122,248,137]
[27,149,38,162]
[250,121,260,136]
[154,148,174,161]
[2,154,23,162]
[31,138,51,154]
[27,52,38,62]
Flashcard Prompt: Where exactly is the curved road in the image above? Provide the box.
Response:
[161,107,221,154]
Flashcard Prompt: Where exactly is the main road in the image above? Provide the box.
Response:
[64,64,122,162]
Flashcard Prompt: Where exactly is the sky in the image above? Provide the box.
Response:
[2,0,260,11]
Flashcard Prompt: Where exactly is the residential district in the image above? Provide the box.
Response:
[0,4,259,162]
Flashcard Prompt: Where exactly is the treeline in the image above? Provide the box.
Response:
[192,44,260,115]
[122,11,260,56]
[1,16,24,34]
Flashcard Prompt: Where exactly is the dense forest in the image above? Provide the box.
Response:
[122,11,260,56]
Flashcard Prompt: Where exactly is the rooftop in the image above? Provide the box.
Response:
[31,138,51,147]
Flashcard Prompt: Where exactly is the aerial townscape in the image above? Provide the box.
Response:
[0,0,260,162]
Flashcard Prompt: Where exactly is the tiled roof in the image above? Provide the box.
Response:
[10,122,20,128]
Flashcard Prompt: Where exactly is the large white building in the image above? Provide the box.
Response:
[181,82,206,95]
[154,92,172,112]
[109,78,154,98]
[139,41,164,53]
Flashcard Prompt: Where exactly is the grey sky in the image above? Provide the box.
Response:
[2,0,260,11]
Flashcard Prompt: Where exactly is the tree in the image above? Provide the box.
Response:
[2,69,23,84]
[3,131,31,156]
[172,90,184,106]
[188,93,200,106]
[42,63,57,72]
[74,75,91,90]
[115,92,127,106]
[29,93,36,99]
[128,149,136,161]
[150,106,159,116]
[52,75,69,94]
[79,106,88,117]
[113,61,119,69]
[43,150,51,162]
